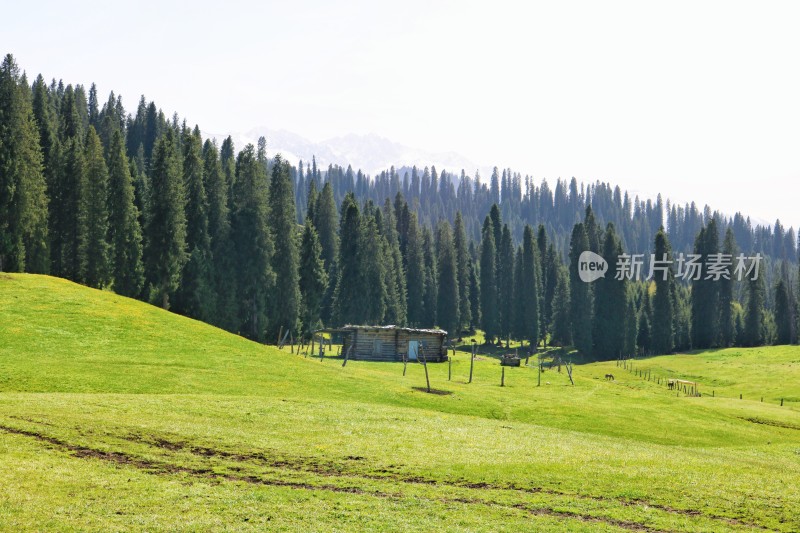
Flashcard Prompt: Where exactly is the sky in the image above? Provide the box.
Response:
[7,0,800,229]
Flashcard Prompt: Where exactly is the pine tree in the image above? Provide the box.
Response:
[333,193,361,326]
[569,223,593,355]
[497,224,515,345]
[512,246,525,342]
[405,211,426,327]
[436,220,459,334]
[0,55,48,273]
[380,200,407,325]
[480,217,499,343]
[719,228,737,347]
[453,212,472,331]
[421,226,438,327]
[624,294,638,357]
[592,224,627,359]
[743,269,765,347]
[637,306,651,355]
[359,209,386,325]
[145,128,187,309]
[651,228,674,354]
[774,273,794,345]
[298,220,328,338]
[315,181,339,323]
[519,225,540,348]
[691,219,720,348]
[106,129,144,297]
[468,248,481,332]
[176,127,214,321]
[47,84,87,279]
[202,139,237,329]
[550,265,571,346]
[231,144,274,340]
[82,126,110,288]
[57,136,87,281]
[268,155,301,338]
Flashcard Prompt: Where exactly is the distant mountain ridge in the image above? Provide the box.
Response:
[203,127,484,177]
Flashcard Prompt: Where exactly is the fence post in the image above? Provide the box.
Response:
[501,366,505,387]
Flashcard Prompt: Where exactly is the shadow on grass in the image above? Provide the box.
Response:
[411,386,453,396]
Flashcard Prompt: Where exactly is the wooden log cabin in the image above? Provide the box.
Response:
[318,325,448,362]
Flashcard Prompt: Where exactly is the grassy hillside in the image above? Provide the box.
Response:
[1,274,799,531]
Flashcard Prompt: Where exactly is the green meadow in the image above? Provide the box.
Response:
[1,274,799,531]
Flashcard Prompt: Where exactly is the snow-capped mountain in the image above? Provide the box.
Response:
[202,127,483,177]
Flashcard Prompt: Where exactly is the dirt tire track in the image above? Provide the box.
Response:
[0,424,773,532]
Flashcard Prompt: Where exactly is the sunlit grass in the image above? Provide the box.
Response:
[1,274,799,531]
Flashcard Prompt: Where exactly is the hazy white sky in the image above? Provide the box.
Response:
[7,0,800,229]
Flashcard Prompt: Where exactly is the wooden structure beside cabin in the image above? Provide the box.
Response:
[317,325,448,362]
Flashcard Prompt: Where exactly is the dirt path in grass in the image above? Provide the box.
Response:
[0,422,775,533]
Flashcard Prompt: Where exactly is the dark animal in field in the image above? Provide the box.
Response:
[605,374,614,381]
[667,379,676,390]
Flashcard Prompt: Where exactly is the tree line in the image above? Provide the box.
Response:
[1,53,797,356]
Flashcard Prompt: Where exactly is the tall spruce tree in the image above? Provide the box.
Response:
[624,295,638,357]
[774,268,795,344]
[145,128,187,309]
[592,224,627,359]
[480,216,499,343]
[719,228,737,347]
[497,224,515,345]
[691,220,720,348]
[315,181,339,323]
[512,245,526,342]
[333,193,361,326]
[468,249,481,332]
[298,220,328,338]
[359,208,386,325]
[51,85,88,281]
[568,223,593,355]
[651,228,675,354]
[232,144,274,340]
[176,127,214,320]
[268,155,301,338]
[405,211,426,326]
[743,268,765,347]
[82,126,110,288]
[381,202,407,325]
[550,265,571,346]
[0,55,48,273]
[106,129,144,297]
[436,220,459,335]
[421,226,438,327]
[202,139,237,329]
[518,225,540,348]
[453,212,472,331]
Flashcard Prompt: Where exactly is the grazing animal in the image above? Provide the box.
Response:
[605,373,614,381]
[667,379,676,390]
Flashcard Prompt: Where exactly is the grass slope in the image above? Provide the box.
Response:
[1,273,799,531]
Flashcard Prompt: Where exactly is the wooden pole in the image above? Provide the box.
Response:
[342,344,353,367]
[501,366,505,387]
[277,326,283,346]
[537,352,541,387]
[421,345,431,393]
[469,343,475,383]
[448,358,452,381]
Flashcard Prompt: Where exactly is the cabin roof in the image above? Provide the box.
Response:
[315,325,447,336]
